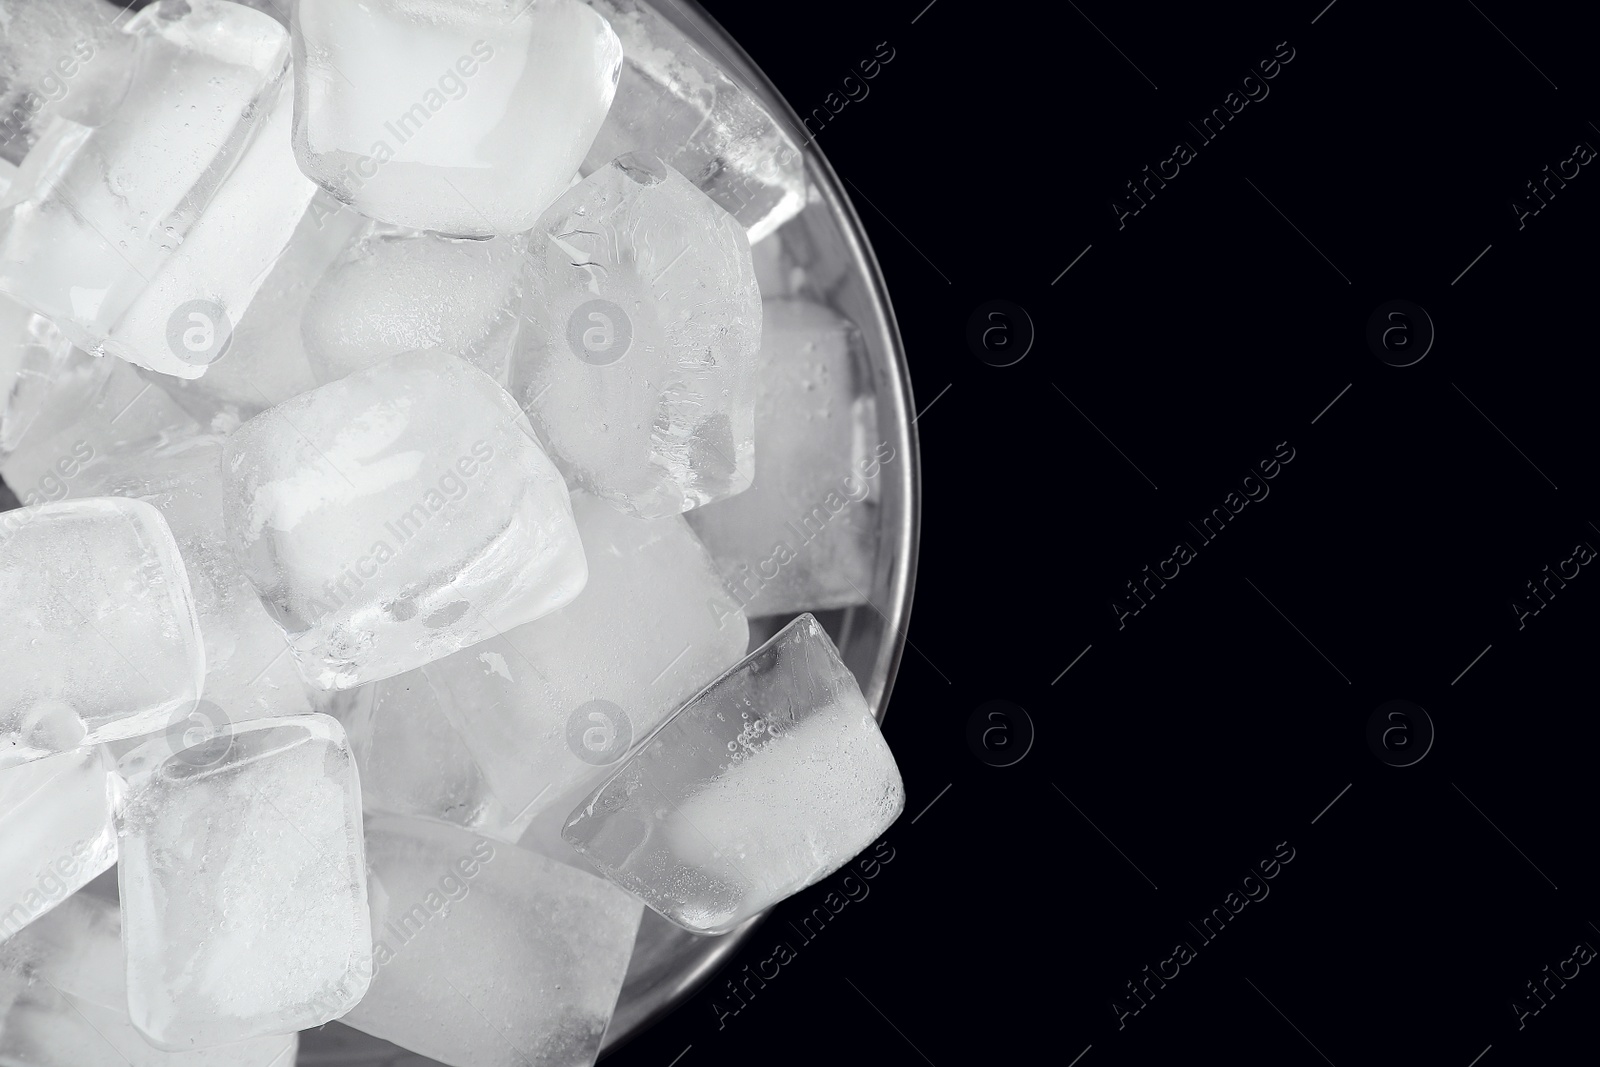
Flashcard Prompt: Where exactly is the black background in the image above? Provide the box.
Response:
[609,1,1600,1065]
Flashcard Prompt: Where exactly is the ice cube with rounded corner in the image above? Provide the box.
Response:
[117,714,370,1049]
[222,349,586,689]
[291,0,623,236]
[0,880,301,1064]
[60,433,315,723]
[0,497,204,766]
[563,613,904,934]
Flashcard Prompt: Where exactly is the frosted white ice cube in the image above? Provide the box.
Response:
[100,75,318,379]
[0,1,305,379]
[222,349,586,689]
[343,672,531,843]
[302,227,524,386]
[583,0,806,243]
[563,614,903,934]
[137,192,361,434]
[512,153,762,518]
[0,498,204,766]
[687,299,884,617]
[291,0,623,236]
[341,815,642,1067]
[0,892,299,1066]
[117,714,370,1049]
[423,492,747,822]
[0,749,116,943]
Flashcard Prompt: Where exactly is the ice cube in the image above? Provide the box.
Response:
[582,0,806,243]
[291,0,623,237]
[100,75,319,380]
[0,749,116,943]
[341,672,532,843]
[0,358,200,509]
[137,193,362,435]
[63,434,314,723]
[750,223,799,298]
[117,714,370,1049]
[222,349,586,689]
[0,299,110,455]
[0,498,204,766]
[341,815,642,1067]
[302,227,525,387]
[686,299,882,617]
[512,153,762,518]
[423,492,747,823]
[0,892,299,1066]
[563,614,903,934]
[0,0,139,165]
[0,1,308,379]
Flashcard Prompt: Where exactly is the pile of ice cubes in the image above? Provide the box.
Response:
[0,1,905,1063]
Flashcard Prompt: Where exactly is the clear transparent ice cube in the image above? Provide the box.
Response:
[583,0,806,243]
[563,614,903,934]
